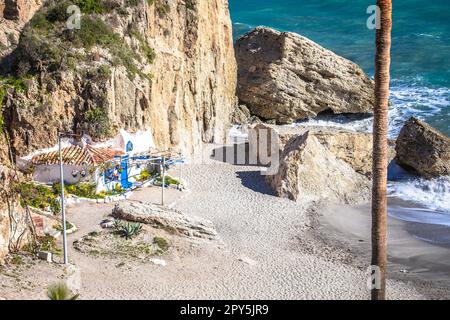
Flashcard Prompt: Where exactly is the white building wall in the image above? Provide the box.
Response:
[33,164,92,185]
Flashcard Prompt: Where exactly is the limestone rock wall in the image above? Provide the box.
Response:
[1,0,237,158]
[0,0,43,56]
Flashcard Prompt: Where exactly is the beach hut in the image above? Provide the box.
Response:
[29,144,125,193]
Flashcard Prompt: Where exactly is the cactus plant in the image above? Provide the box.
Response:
[115,221,142,240]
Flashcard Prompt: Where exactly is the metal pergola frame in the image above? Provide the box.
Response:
[103,151,185,206]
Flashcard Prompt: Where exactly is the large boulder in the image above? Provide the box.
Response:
[249,124,394,178]
[235,27,374,124]
[266,131,371,204]
[112,202,218,240]
[396,117,450,178]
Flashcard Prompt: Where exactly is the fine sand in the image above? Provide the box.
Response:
[318,200,450,298]
[0,144,447,300]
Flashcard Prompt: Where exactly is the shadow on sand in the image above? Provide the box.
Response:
[210,143,275,196]
[236,170,275,196]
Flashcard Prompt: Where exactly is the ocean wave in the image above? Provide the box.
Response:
[289,82,449,139]
[388,176,450,214]
[389,83,450,137]
[290,113,373,132]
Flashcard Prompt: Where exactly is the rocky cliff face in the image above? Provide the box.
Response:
[1,0,237,158]
[0,0,43,57]
[0,132,28,262]
[0,0,236,260]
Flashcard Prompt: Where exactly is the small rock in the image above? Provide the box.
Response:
[238,256,258,266]
[400,269,409,274]
[101,221,115,229]
[37,251,52,263]
[45,229,61,239]
[149,258,166,267]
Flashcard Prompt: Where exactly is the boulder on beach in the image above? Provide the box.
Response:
[235,27,374,124]
[266,131,371,204]
[396,117,450,178]
[249,124,394,178]
[112,202,218,240]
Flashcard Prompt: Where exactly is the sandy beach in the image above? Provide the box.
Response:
[319,201,450,293]
[1,144,447,300]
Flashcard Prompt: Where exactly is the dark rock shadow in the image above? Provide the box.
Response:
[236,170,275,196]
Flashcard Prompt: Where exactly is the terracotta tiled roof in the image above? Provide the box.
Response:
[31,145,124,166]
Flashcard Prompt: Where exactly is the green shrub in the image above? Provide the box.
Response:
[136,168,156,182]
[156,1,170,17]
[65,183,104,199]
[54,221,74,232]
[38,235,62,255]
[45,0,72,23]
[17,183,61,214]
[47,282,79,300]
[74,0,105,14]
[125,0,140,7]
[0,76,28,106]
[153,236,169,252]
[0,114,4,132]
[154,174,180,186]
[18,3,142,78]
[84,107,111,137]
[128,26,156,64]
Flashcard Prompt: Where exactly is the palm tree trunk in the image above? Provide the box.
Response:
[371,0,392,300]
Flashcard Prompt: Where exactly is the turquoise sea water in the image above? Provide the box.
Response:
[230,1,450,223]
[230,0,450,136]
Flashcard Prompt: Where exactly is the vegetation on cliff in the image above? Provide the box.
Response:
[0,76,29,131]
[14,0,151,78]
[1,0,160,143]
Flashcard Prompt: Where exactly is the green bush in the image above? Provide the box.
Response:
[65,183,104,199]
[84,107,111,137]
[0,76,28,106]
[17,183,61,214]
[128,26,156,64]
[45,1,72,23]
[54,221,74,232]
[125,0,140,7]
[17,3,142,78]
[136,168,157,182]
[153,236,169,252]
[154,174,180,186]
[74,0,106,14]
[47,282,79,300]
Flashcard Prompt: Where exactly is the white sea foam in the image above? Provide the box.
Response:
[290,114,373,133]
[388,176,450,214]
[389,83,450,137]
[288,83,449,139]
